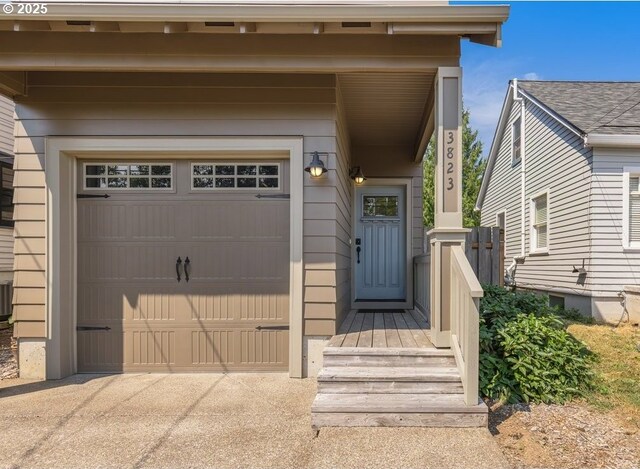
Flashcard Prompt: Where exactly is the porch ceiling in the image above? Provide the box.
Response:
[338,72,435,148]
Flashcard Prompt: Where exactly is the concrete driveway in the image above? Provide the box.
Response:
[0,374,509,469]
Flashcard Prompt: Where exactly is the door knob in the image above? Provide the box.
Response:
[176,257,182,282]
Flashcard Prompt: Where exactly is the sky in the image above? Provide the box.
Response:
[457,0,640,156]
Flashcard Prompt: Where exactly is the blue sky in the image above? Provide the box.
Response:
[458,1,640,155]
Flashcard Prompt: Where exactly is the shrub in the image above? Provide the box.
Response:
[479,284,596,404]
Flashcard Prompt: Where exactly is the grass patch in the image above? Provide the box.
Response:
[569,323,640,427]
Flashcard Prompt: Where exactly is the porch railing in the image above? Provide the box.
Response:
[450,245,483,406]
[413,252,430,317]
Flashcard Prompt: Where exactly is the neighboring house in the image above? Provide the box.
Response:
[0,95,14,286]
[0,1,508,428]
[477,80,640,323]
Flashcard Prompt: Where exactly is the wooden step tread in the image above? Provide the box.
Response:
[312,393,487,414]
[323,347,454,357]
[318,366,461,382]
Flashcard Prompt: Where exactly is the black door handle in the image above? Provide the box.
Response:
[184,257,190,282]
[176,257,182,282]
[356,246,361,264]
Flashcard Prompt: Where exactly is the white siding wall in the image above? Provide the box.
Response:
[590,147,640,295]
[482,98,593,297]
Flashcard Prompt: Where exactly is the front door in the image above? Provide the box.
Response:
[354,186,406,301]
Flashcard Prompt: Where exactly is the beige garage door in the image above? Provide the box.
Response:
[76,160,290,372]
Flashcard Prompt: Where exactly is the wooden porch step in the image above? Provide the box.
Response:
[311,393,488,428]
[323,347,456,367]
[318,366,460,382]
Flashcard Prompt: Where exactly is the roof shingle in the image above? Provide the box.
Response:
[517,81,640,136]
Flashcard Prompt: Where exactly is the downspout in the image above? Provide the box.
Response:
[513,79,526,257]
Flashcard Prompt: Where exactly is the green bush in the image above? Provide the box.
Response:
[479,284,596,404]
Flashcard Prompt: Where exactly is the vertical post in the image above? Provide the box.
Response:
[428,67,469,347]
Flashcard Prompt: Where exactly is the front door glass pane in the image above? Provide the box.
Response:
[363,196,399,217]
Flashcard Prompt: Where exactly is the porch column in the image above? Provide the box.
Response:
[429,67,468,347]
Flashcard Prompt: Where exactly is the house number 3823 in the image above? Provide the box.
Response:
[445,131,455,191]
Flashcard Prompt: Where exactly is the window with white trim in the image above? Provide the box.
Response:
[191,163,280,190]
[628,174,640,246]
[84,163,173,190]
[531,193,548,252]
[512,117,522,166]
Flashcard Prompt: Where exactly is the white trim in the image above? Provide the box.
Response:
[623,166,640,251]
[495,209,506,230]
[45,136,304,379]
[587,134,640,148]
[350,178,413,311]
[529,189,550,255]
[510,116,522,166]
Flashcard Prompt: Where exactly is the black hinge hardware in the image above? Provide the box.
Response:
[255,325,290,331]
[255,194,290,199]
[77,194,111,199]
[76,326,112,331]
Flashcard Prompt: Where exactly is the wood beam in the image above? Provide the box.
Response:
[0,71,27,97]
[0,32,460,73]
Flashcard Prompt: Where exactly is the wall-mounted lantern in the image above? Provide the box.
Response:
[304,151,328,178]
[350,166,366,185]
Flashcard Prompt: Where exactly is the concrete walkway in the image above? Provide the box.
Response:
[0,374,510,469]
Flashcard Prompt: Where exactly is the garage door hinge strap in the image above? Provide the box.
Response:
[76,326,112,331]
[255,194,290,199]
[77,194,111,199]
[255,325,290,331]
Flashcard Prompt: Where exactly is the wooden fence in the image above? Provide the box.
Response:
[422,226,504,287]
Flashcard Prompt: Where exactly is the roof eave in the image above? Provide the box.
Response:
[586,133,640,148]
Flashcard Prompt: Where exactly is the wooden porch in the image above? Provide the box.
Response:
[311,308,487,429]
[327,310,433,349]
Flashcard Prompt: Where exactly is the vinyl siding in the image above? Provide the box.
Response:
[0,94,14,274]
[481,98,593,295]
[589,147,640,294]
[12,72,348,338]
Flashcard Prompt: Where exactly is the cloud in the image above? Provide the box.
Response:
[523,72,541,80]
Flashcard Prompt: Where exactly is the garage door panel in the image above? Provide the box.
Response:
[77,159,290,373]
[189,201,289,241]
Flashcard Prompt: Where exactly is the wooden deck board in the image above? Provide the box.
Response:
[329,310,434,349]
[341,312,365,348]
[327,310,357,347]
[372,313,387,348]
[357,312,374,348]
[383,313,403,348]
[403,312,434,348]
[393,312,418,348]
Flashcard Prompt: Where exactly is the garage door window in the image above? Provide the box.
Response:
[84,163,173,190]
[192,163,279,190]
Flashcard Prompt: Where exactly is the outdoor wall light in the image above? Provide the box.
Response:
[305,151,328,178]
[350,166,366,185]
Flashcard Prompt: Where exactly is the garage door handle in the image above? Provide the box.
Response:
[176,257,182,282]
[184,257,190,282]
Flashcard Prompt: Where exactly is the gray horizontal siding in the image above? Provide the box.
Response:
[481,97,593,295]
[589,148,640,293]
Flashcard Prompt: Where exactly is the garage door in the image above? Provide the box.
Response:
[76,160,290,372]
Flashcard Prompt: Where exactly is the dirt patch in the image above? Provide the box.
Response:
[0,324,18,380]
[489,401,640,469]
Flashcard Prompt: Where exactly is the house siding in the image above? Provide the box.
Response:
[481,98,593,303]
[11,72,351,338]
[0,94,14,277]
[590,147,640,295]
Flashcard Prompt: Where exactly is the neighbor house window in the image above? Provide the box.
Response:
[530,192,548,253]
[624,169,640,249]
[84,163,173,190]
[191,163,280,190]
[0,162,14,227]
[512,117,522,166]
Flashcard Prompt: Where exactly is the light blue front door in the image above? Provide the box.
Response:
[354,186,406,301]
